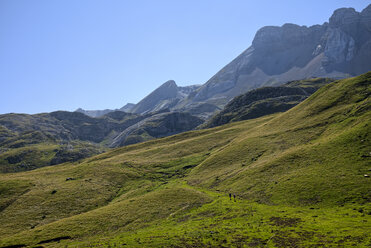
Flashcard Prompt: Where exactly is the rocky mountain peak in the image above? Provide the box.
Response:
[329,7,360,37]
[120,103,135,112]
[185,4,371,111]
[252,26,281,48]
[361,4,371,16]
[252,24,309,50]
[161,80,177,88]
[129,80,182,114]
[361,4,371,31]
[329,7,359,27]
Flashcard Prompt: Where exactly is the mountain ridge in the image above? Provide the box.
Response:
[176,4,371,111]
[77,4,370,119]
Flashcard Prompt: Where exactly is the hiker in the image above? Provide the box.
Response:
[233,194,236,202]
[229,193,232,200]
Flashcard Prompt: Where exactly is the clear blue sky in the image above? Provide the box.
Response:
[0,0,369,114]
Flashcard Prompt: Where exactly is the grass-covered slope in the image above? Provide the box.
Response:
[0,141,103,173]
[0,73,370,247]
[189,73,370,206]
[0,111,144,172]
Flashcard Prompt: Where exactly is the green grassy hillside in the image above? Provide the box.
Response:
[0,111,140,172]
[0,141,105,173]
[0,72,370,247]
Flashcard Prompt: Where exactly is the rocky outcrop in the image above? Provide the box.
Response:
[49,147,97,165]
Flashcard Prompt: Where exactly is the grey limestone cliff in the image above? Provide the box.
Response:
[185,5,371,109]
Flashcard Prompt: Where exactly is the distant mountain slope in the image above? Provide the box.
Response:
[0,72,369,248]
[179,5,371,110]
[75,108,115,118]
[203,78,334,128]
[119,103,135,112]
[130,80,201,115]
[0,111,143,144]
[0,111,145,172]
[75,102,135,118]
[110,112,203,147]
[0,110,203,171]
[130,80,179,114]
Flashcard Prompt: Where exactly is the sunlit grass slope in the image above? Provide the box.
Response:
[188,72,371,206]
[0,72,370,247]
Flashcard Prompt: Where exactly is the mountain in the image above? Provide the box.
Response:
[0,111,143,172]
[0,72,369,247]
[0,111,145,144]
[74,5,371,120]
[0,110,203,172]
[202,78,334,128]
[130,80,201,115]
[126,80,220,119]
[177,5,371,110]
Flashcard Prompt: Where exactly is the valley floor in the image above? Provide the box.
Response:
[1,179,370,247]
[74,180,371,248]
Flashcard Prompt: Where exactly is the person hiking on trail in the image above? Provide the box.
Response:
[233,194,236,202]
[229,193,232,200]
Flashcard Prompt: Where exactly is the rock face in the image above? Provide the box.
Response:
[202,78,335,128]
[183,5,371,109]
